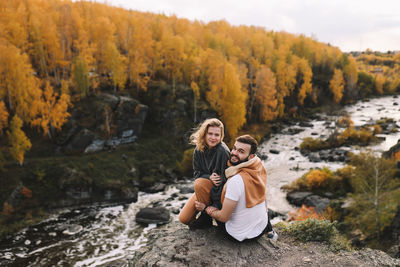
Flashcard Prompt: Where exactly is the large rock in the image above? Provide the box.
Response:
[135,207,170,225]
[61,93,148,153]
[303,195,331,213]
[286,192,313,206]
[108,221,400,266]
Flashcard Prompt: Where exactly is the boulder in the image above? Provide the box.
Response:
[303,195,330,213]
[135,207,170,225]
[286,192,313,206]
[269,149,280,154]
[65,129,95,153]
[113,221,400,267]
[308,153,321,162]
[299,121,313,128]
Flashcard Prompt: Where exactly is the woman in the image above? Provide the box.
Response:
[178,118,230,229]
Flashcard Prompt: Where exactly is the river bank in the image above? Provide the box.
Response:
[2,95,400,265]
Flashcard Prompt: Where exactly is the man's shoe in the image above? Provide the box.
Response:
[189,212,212,230]
[267,230,278,241]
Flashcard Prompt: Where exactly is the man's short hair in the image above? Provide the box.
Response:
[236,135,258,155]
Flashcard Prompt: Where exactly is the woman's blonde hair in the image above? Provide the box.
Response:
[189,118,224,151]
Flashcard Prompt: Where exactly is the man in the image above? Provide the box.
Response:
[195,134,277,241]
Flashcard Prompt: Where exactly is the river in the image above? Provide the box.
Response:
[1,95,400,266]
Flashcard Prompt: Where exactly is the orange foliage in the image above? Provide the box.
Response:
[0,101,9,134]
[289,204,324,221]
[393,150,400,161]
[305,169,331,190]
[21,186,32,198]
[2,202,15,216]
[329,69,344,103]
[7,115,31,165]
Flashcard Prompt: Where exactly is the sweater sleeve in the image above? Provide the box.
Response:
[214,144,230,184]
[193,149,210,179]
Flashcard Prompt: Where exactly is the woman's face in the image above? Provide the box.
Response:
[205,126,222,149]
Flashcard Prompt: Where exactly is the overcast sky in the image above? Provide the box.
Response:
[98,0,400,52]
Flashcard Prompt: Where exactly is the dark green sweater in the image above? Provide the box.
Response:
[193,142,230,208]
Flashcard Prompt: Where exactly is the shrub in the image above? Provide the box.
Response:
[305,168,334,190]
[285,167,341,193]
[300,137,328,151]
[177,148,194,177]
[373,124,382,134]
[337,115,354,128]
[279,218,352,252]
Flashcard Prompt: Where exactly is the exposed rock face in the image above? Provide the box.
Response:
[108,221,400,267]
[59,93,148,153]
[50,167,138,208]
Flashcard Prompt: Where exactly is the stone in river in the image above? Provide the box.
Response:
[286,192,313,206]
[394,102,398,106]
[136,207,170,225]
[269,149,280,154]
[308,153,321,162]
[304,195,330,213]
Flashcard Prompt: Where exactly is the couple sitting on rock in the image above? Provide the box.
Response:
[179,118,278,242]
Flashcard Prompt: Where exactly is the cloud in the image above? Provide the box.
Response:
[95,0,400,51]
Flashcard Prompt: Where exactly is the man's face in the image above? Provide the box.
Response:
[229,141,253,165]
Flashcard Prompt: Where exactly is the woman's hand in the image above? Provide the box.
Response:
[194,201,206,211]
[210,172,221,186]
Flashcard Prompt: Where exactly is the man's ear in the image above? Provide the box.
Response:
[248,154,255,159]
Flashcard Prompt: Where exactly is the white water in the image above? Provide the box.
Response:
[262,95,400,214]
[2,95,400,266]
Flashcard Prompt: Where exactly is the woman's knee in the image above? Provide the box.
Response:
[194,178,213,192]
[178,212,191,225]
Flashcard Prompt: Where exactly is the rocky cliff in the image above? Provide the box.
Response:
[106,221,400,267]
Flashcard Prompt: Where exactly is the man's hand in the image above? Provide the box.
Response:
[194,201,206,211]
[206,206,218,216]
[210,172,221,186]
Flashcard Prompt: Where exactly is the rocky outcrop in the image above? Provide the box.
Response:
[49,167,138,208]
[106,221,400,266]
[59,93,148,153]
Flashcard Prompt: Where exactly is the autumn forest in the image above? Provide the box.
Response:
[1,0,400,166]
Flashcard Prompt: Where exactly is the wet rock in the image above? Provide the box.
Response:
[289,157,295,160]
[269,149,280,154]
[299,121,313,127]
[62,224,84,235]
[268,209,285,220]
[146,183,166,193]
[394,102,398,106]
[308,153,321,162]
[135,207,170,225]
[257,153,268,160]
[303,195,330,213]
[283,127,304,135]
[177,185,194,194]
[286,192,313,206]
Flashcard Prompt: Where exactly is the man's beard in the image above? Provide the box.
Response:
[229,155,249,166]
